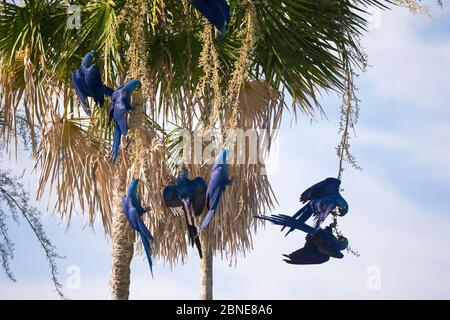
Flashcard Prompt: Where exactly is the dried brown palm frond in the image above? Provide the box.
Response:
[199,160,276,264]
[1,48,53,154]
[237,80,284,133]
[166,138,277,264]
[35,115,113,233]
[204,79,282,262]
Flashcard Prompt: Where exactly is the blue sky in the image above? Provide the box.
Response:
[1,2,450,299]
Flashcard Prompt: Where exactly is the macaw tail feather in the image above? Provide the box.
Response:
[195,238,203,259]
[186,222,203,259]
[200,209,215,231]
[81,102,90,116]
[110,123,121,163]
[139,230,154,279]
[255,215,316,235]
[103,85,114,97]
[283,205,314,236]
[281,206,308,232]
[182,208,203,259]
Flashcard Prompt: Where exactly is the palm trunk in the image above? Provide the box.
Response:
[199,234,213,300]
[109,168,135,300]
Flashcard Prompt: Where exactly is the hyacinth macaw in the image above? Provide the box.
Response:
[71,50,114,115]
[163,166,207,258]
[283,226,348,265]
[299,177,342,204]
[200,148,233,231]
[122,179,154,277]
[109,79,141,163]
[257,177,348,236]
[191,0,231,34]
[284,177,348,235]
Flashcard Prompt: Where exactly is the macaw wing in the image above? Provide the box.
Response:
[217,0,230,23]
[103,85,114,97]
[191,0,225,31]
[122,196,140,231]
[206,166,224,211]
[283,242,330,265]
[71,69,90,115]
[190,0,209,15]
[130,194,147,216]
[108,89,120,123]
[136,215,154,241]
[122,195,130,221]
[300,178,341,203]
[316,227,348,258]
[163,186,183,208]
[191,177,207,216]
[110,123,122,163]
[200,184,223,230]
[311,196,337,229]
[85,64,103,93]
[113,102,128,138]
[108,102,114,125]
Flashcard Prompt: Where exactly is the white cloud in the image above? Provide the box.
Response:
[355,122,450,184]
[363,6,450,113]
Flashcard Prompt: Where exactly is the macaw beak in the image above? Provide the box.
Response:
[337,206,347,217]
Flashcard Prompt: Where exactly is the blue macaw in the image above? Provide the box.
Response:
[163,166,207,258]
[122,179,155,277]
[191,0,231,34]
[299,177,342,204]
[256,177,348,236]
[71,50,114,115]
[109,79,141,163]
[283,226,348,265]
[200,148,233,231]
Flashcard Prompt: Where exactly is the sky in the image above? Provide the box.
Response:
[1,2,450,300]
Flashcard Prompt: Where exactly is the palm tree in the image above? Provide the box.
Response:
[0,0,391,299]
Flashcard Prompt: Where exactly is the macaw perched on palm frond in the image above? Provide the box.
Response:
[72,50,114,115]
[123,179,155,277]
[109,79,141,163]
[191,0,231,34]
[200,148,234,231]
[163,166,207,258]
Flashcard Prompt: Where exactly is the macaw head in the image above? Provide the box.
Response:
[214,148,228,165]
[175,165,189,181]
[335,195,348,216]
[82,50,98,67]
[336,235,349,251]
[123,79,142,94]
[128,178,140,197]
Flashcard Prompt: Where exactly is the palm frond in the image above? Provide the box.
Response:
[35,115,113,232]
